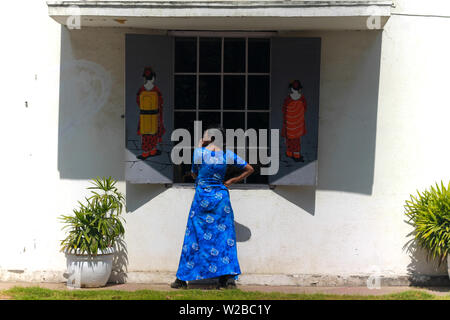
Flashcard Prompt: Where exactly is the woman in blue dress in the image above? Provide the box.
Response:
[171,126,254,289]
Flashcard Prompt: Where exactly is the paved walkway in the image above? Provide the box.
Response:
[0,281,449,297]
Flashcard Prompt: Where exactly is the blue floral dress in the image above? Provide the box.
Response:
[175,147,248,281]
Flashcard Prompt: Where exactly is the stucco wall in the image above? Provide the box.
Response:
[0,0,449,285]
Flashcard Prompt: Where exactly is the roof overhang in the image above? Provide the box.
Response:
[47,1,393,31]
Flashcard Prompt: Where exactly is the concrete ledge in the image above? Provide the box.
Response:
[0,270,65,283]
[47,0,392,30]
[2,269,448,287]
[47,1,393,10]
[47,0,393,18]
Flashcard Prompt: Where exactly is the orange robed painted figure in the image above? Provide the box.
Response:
[136,67,165,160]
[281,80,307,162]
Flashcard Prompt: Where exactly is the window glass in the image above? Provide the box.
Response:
[247,112,269,130]
[245,159,269,184]
[223,76,245,110]
[175,37,197,72]
[174,111,196,145]
[223,112,245,131]
[174,163,196,183]
[174,110,196,183]
[199,75,221,109]
[248,75,270,109]
[248,38,270,73]
[224,38,245,73]
[247,113,270,181]
[174,75,196,109]
[199,111,221,129]
[200,37,221,73]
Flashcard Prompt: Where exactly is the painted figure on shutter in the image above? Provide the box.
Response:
[281,80,307,162]
[136,66,165,160]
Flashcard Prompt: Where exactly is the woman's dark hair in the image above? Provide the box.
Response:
[204,123,226,147]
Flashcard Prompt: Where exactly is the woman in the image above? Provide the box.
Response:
[171,126,254,289]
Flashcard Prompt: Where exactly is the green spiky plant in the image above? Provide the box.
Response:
[59,177,126,256]
[405,181,450,265]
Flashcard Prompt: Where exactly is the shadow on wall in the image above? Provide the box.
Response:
[315,31,382,196]
[57,26,125,181]
[109,238,129,284]
[235,221,251,242]
[273,185,316,216]
[403,223,449,285]
[125,182,251,242]
[125,182,166,212]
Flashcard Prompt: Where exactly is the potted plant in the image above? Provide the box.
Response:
[59,177,125,288]
[405,181,450,279]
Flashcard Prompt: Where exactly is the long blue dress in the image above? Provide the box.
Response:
[176,147,248,281]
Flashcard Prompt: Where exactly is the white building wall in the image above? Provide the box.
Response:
[0,0,449,284]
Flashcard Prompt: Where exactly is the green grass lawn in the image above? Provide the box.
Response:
[1,286,449,300]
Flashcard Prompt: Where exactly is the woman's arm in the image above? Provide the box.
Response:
[224,164,254,188]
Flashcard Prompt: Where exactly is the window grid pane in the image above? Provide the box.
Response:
[174,36,271,184]
[199,37,222,73]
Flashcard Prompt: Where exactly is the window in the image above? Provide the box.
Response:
[173,35,271,184]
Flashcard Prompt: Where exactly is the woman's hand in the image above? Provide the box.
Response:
[223,164,254,188]
[198,138,212,148]
[224,178,237,189]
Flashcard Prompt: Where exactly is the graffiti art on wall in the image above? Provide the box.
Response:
[136,67,166,160]
[281,80,307,162]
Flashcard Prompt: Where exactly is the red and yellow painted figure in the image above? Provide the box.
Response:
[281,80,307,162]
[136,67,165,160]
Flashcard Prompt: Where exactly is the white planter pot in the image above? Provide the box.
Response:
[65,248,114,288]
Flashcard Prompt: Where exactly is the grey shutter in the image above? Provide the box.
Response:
[269,37,321,186]
[125,34,173,183]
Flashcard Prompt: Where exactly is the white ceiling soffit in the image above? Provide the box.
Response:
[47,1,393,31]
